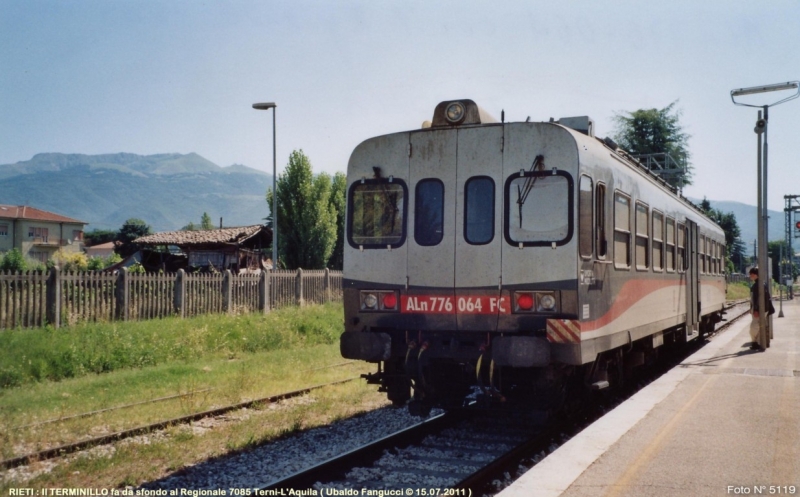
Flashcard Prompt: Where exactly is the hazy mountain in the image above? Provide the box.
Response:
[689,197,798,251]
[0,153,272,232]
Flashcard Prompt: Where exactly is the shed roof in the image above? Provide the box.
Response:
[133,225,270,247]
[0,204,86,224]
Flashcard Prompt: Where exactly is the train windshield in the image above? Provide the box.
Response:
[507,174,570,243]
[349,181,406,246]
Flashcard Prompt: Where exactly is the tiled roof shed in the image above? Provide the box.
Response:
[134,225,271,247]
[133,225,272,271]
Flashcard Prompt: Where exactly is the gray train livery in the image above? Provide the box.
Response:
[340,99,726,414]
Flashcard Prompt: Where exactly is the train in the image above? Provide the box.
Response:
[340,99,726,415]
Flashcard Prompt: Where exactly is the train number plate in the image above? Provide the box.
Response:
[401,295,510,314]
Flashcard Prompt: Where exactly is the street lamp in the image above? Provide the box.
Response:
[731,81,800,348]
[252,102,278,270]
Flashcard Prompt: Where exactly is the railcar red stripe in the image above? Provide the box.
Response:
[581,279,682,332]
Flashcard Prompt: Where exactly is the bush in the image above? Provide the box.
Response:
[88,253,122,271]
[52,249,89,272]
[0,248,27,272]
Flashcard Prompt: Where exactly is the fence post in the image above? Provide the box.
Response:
[259,270,270,314]
[175,269,186,319]
[223,270,232,314]
[296,268,304,307]
[115,268,130,321]
[324,268,331,303]
[46,269,61,328]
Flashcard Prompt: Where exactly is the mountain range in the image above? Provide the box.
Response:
[688,197,798,252]
[0,152,795,252]
[0,153,273,232]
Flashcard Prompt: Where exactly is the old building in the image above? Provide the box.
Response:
[0,204,86,263]
[133,225,272,272]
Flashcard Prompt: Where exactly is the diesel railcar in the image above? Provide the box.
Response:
[340,99,726,414]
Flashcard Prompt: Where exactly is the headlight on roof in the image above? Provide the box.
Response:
[445,102,466,124]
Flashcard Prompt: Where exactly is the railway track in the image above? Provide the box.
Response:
[260,407,558,492]
[0,377,359,471]
[258,300,755,494]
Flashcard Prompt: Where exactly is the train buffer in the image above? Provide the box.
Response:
[499,298,800,497]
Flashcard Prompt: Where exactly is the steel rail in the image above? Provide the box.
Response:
[0,377,358,471]
[13,361,358,431]
[259,411,455,490]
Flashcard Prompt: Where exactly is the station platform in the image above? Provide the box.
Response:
[500,298,800,497]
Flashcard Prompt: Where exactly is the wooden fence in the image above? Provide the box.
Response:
[0,268,343,330]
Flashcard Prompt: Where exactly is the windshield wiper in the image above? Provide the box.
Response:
[516,155,545,228]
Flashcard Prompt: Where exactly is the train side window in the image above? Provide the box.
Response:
[348,179,407,248]
[652,210,664,272]
[414,179,444,246]
[635,202,649,270]
[613,191,631,269]
[579,175,593,259]
[666,217,676,272]
[464,176,494,245]
[596,183,607,259]
[700,235,707,274]
[713,240,717,274]
[715,241,720,275]
[677,222,686,273]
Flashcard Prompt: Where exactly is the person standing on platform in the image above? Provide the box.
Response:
[748,267,774,351]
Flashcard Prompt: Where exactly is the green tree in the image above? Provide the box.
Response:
[0,248,27,272]
[117,218,152,257]
[84,229,117,246]
[266,150,337,269]
[182,222,198,231]
[768,240,797,284]
[328,172,347,270]
[699,197,746,272]
[201,212,214,230]
[613,101,693,187]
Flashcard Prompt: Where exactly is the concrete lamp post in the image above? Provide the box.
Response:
[731,81,800,348]
[252,102,278,270]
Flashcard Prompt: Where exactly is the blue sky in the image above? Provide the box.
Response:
[2,0,799,211]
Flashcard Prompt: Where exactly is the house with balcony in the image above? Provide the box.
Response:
[0,205,86,264]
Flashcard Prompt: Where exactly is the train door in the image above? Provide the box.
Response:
[406,130,457,330]
[454,126,504,331]
[685,220,700,339]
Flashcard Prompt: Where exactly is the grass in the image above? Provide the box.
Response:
[0,303,391,490]
[0,303,343,389]
[727,281,751,301]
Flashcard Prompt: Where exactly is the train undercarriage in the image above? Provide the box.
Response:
[355,316,722,416]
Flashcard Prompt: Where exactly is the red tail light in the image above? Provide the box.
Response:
[383,293,397,309]
[517,293,534,310]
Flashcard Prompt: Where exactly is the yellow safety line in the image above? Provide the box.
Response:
[604,375,716,497]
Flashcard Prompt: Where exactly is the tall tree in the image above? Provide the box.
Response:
[613,101,693,187]
[117,218,152,257]
[201,212,214,230]
[328,172,347,270]
[699,197,745,272]
[266,150,337,269]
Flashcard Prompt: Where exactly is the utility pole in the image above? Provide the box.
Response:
[731,80,800,349]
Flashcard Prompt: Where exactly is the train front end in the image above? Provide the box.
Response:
[341,100,582,414]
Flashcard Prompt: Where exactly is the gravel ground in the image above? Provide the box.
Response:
[141,405,440,490]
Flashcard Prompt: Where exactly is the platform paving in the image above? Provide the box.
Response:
[499,298,800,497]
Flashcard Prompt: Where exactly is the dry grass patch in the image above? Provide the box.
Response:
[2,381,389,490]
